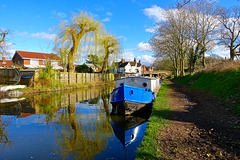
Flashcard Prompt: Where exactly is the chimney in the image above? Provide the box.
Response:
[134,57,136,62]
[122,58,125,63]
[2,56,5,62]
[138,60,141,64]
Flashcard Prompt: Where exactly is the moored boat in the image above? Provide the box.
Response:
[110,77,160,115]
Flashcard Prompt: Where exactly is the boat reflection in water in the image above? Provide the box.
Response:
[110,107,152,160]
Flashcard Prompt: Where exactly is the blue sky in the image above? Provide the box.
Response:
[0,0,239,65]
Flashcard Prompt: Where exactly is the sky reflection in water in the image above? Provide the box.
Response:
[0,87,150,160]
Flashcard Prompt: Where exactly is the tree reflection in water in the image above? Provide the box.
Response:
[54,95,113,159]
[0,115,12,148]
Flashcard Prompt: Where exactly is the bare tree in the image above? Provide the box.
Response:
[188,0,219,71]
[217,6,240,60]
[167,8,193,77]
[150,27,180,77]
[151,7,193,77]
[0,28,10,58]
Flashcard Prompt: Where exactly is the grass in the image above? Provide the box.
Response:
[174,69,240,114]
[136,80,172,160]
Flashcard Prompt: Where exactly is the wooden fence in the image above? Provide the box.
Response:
[54,72,115,84]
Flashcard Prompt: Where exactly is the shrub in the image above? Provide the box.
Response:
[75,64,93,73]
[35,61,54,87]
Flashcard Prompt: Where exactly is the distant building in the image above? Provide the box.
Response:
[83,63,102,72]
[141,65,154,72]
[0,56,14,68]
[12,51,63,70]
[117,58,142,76]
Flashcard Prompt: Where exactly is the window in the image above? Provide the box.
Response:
[31,59,39,65]
[51,61,58,66]
[143,83,147,87]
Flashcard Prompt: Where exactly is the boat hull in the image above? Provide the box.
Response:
[111,101,153,115]
[110,81,156,115]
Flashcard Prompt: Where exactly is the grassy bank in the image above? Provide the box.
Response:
[136,80,172,160]
[174,70,240,114]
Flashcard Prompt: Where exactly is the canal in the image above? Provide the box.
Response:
[0,86,151,160]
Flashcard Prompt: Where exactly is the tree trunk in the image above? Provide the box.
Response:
[189,49,193,74]
[202,51,206,68]
[68,104,80,147]
[230,48,235,60]
[174,68,179,78]
[101,48,110,75]
[68,50,75,73]
[180,57,185,78]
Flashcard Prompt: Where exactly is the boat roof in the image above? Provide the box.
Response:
[116,76,158,81]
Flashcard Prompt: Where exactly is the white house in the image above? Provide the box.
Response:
[117,58,142,76]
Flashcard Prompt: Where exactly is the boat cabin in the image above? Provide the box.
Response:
[115,77,161,92]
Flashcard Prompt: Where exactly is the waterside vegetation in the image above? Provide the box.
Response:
[174,61,240,114]
[136,80,171,159]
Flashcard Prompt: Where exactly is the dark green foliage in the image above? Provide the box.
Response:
[174,70,240,114]
[75,64,93,73]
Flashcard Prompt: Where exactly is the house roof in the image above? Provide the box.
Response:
[84,63,95,68]
[16,51,60,60]
[119,62,128,67]
[0,60,13,67]
[129,62,136,66]
[119,61,141,68]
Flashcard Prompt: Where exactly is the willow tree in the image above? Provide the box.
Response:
[99,33,120,74]
[55,11,102,73]
[54,45,70,72]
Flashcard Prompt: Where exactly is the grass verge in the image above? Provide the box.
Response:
[136,80,172,160]
[174,70,240,114]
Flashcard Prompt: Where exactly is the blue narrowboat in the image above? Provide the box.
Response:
[110,77,160,115]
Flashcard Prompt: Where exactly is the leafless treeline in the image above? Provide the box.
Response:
[150,0,240,77]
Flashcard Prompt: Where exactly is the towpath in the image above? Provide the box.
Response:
[157,80,240,159]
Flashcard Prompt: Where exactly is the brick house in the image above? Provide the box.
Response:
[12,51,63,70]
[141,65,154,72]
[0,56,14,68]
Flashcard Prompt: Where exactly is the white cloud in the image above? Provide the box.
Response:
[106,12,112,16]
[121,51,135,61]
[118,36,127,41]
[17,31,28,37]
[211,45,230,58]
[143,5,167,22]
[135,42,152,53]
[102,17,110,22]
[51,10,66,18]
[29,32,57,41]
[137,55,155,66]
[120,50,155,66]
[145,28,155,33]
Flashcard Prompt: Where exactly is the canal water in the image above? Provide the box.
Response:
[0,86,151,160]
